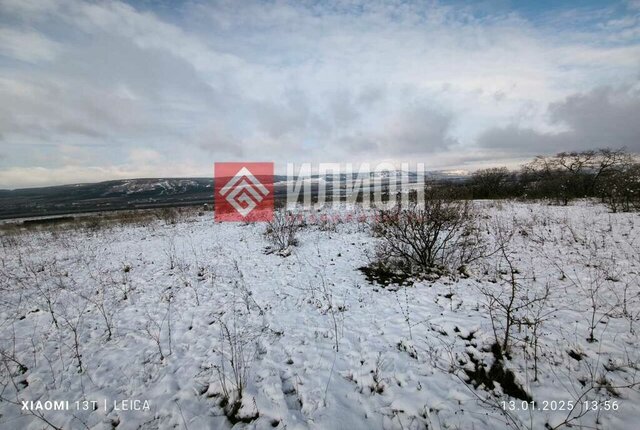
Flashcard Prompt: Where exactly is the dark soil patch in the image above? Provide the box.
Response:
[220,396,259,424]
[456,328,476,342]
[568,349,586,361]
[463,343,532,401]
[358,265,413,287]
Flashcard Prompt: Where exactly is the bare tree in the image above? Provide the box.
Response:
[471,167,513,199]
[598,162,640,213]
[522,148,635,205]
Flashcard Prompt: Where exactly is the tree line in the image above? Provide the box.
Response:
[447,148,639,212]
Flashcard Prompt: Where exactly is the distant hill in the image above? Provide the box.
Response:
[0,178,217,219]
[0,170,468,219]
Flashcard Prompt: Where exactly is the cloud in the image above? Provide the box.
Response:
[337,104,457,157]
[628,0,640,10]
[0,0,60,21]
[0,0,639,187]
[477,84,640,156]
[0,28,61,62]
[0,163,208,189]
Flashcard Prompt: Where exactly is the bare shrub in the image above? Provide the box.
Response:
[80,268,119,341]
[312,273,343,352]
[157,207,181,224]
[370,353,386,394]
[0,228,22,250]
[479,220,553,361]
[20,261,62,328]
[58,297,89,373]
[370,200,484,276]
[562,254,619,344]
[142,291,174,362]
[163,235,178,270]
[395,287,415,340]
[264,210,302,254]
[212,307,262,423]
[316,215,340,232]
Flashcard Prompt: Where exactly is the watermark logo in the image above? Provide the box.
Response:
[214,161,427,222]
[214,162,274,221]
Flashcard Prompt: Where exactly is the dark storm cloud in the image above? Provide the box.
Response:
[477,84,640,155]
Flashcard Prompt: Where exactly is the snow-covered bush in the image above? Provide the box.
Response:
[370,200,484,276]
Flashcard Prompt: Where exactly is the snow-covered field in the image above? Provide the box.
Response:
[1,201,639,430]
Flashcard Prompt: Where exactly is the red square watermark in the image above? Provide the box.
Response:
[214,162,274,222]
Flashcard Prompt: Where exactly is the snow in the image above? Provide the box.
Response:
[1,201,639,429]
[107,179,201,196]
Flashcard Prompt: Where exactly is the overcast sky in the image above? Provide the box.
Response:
[0,0,639,188]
